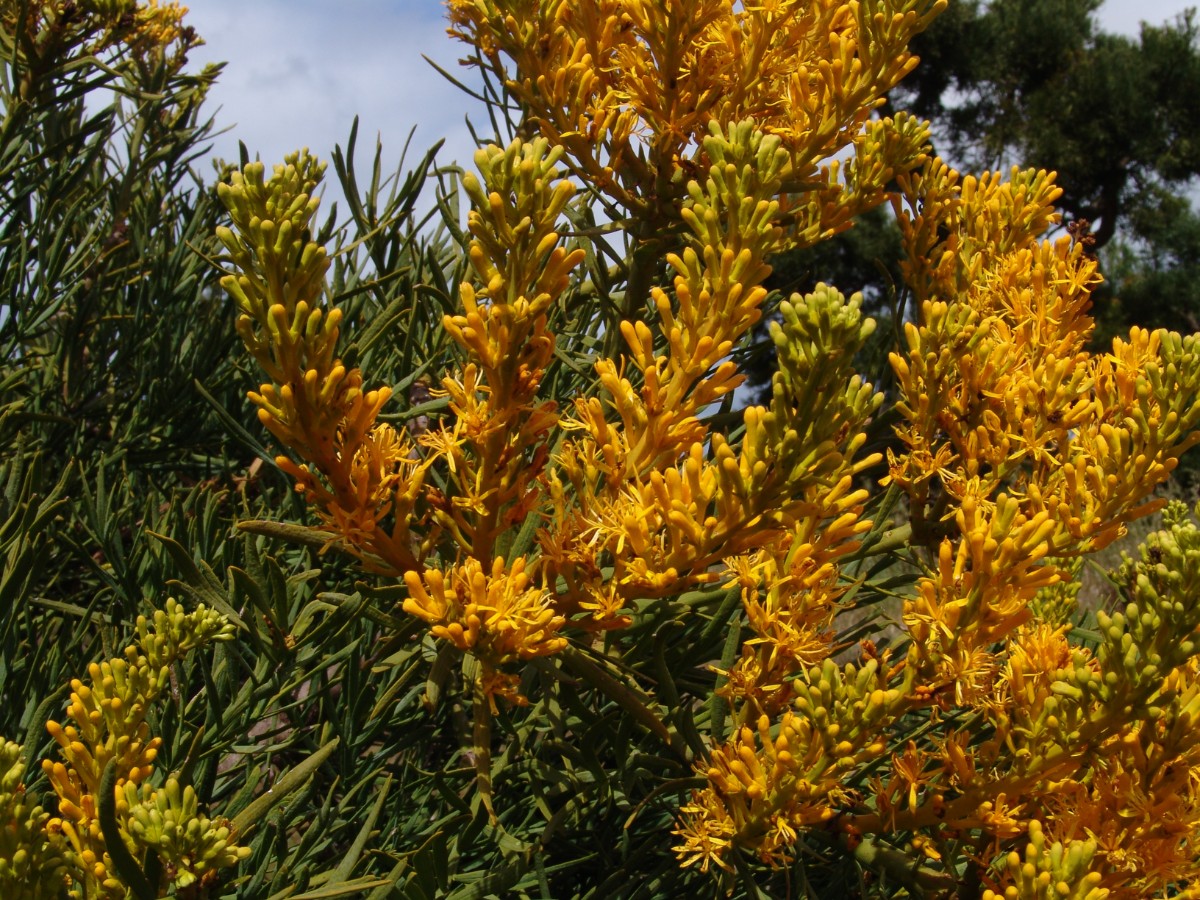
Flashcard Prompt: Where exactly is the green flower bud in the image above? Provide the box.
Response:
[126,777,249,891]
[0,741,73,899]
[984,820,1108,900]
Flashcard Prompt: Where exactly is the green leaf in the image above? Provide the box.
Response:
[147,531,246,630]
[290,877,395,899]
[231,737,341,837]
[330,773,393,882]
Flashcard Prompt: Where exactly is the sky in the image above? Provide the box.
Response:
[183,0,1198,190]
[185,2,484,185]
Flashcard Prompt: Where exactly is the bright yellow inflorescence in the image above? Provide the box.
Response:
[981,820,1109,900]
[887,157,1200,691]
[448,0,940,242]
[0,0,196,83]
[404,555,567,707]
[127,0,190,53]
[677,660,901,871]
[432,139,584,563]
[544,126,889,642]
[218,152,432,577]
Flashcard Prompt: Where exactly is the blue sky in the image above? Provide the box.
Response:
[186,2,484,177]
[184,1,1198,181]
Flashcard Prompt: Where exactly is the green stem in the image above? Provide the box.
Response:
[848,834,955,895]
[860,523,913,557]
[611,234,662,357]
[470,659,498,824]
[470,433,505,561]
[98,759,157,900]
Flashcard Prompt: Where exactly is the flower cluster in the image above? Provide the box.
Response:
[448,0,940,238]
[676,658,901,871]
[545,120,791,609]
[222,1,940,718]
[124,0,191,59]
[218,137,589,710]
[0,0,197,85]
[40,599,245,899]
[713,286,884,717]
[404,556,567,707]
[830,504,1200,897]
[671,142,1200,888]
[0,742,70,899]
[889,158,1200,688]
[428,139,584,563]
[218,152,432,576]
[982,820,1108,900]
[122,777,248,891]
[545,125,887,637]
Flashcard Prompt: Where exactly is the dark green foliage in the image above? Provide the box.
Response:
[899,0,1200,248]
[1096,187,1200,337]
[0,14,245,744]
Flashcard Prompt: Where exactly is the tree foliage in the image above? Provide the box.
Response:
[899,0,1200,247]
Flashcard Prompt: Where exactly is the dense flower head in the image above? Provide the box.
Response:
[0,0,199,98]
[404,556,567,705]
[126,1,191,55]
[888,158,1200,707]
[676,659,902,870]
[982,820,1109,900]
[448,0,941,230]
[217,152,430,575]
[123,777,250,890]
[669,159,1200,888]
[40,600,241,898]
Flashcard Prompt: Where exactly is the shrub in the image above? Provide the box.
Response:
[5,0,1200,897]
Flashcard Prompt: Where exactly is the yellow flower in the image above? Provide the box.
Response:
[125,0,193,58]
[403,556,567,702]
[889,741,932,814]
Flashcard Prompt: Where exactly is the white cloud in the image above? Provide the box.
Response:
[186,2,487,179]
[184,0,1192,163]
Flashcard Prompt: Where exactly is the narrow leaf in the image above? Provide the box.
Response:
[231,737,340,836]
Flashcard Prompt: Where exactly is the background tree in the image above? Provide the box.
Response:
[902,0,1200,334]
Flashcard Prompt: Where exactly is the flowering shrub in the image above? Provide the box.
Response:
[5,0,1200,897]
